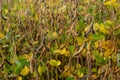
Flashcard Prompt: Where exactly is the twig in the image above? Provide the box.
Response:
[114,25,120,30]
[46,66,50,80]
[34,35,45,80]
[72,41,86,57]
[86,41,92,79]
[0,60,4,68]
[60,38,85,77]
[113,68,120,74]
[34,55,39,80]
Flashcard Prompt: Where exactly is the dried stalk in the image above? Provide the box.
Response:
[86,41,92,79]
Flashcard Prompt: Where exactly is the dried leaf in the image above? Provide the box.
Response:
[0,33,5,39]
[104,49,112,57]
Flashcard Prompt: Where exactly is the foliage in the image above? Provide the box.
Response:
[0,0,120,80]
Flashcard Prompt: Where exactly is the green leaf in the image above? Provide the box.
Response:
[79,67,87,74]
[69,45,75,53]
[15,60,22,68]
[100,0,104,2]
[66,77,75,80]
[18,58,29,67]
[38,65,46,75]
[92,33,105,41]
[94,53,108,65]
[88,6,96,14]
[105,20,112,26]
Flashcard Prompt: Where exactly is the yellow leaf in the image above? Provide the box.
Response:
[52,32,57,38]
[32,71,36,78]
[84,25,90,34]
[62,48,67,54]
[104,0,119,8]
[54,48,70,57]
[38,65,46,75]
[33,41,39,45]
[4,9,8,14]
[100,40,106,48]
[77,71,84,78]
[38,65,42,74]
[76,37,83,46]
[94,23,99,31]
[104,49,112,57]
[64,65,69,70]
[94,41,99,48]
[54,49,62,54]
[20,66,30,76]
[81,49,87,57]
[105,40,114,49]
[35,14,39,21]
[98,68,100,74]
[104,1,112,6]
[49,59,61,67]
[21,52,33,61]
[84,0,90,4]
[46,0,59,7]
[79,73,84,78]
[111,0,116,3]
[62,71,71,77]
[92,68,97,73]
[17,76,22,80]
[76,64,81,69]
[99,24,108,34]
[28,52,33,61]
[24,42,30,47]
[4,28,9,32]
[0,33,5,39]
[21,54,28,59]
[88,34,93,40]
[92,74,99,79]
[105,20,112,26]
[60,44,65,49]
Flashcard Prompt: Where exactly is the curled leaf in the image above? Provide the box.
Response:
[105,20,112,26]
[20,66,30,76]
